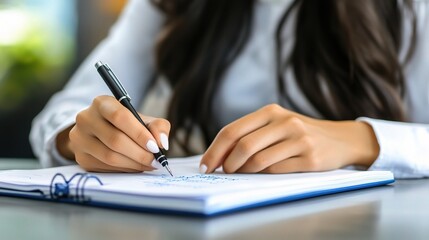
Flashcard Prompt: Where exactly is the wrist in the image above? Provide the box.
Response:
[349,121,380,167]
[55,125,75,161]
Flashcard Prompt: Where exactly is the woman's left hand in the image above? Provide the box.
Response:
[200,104,380,174]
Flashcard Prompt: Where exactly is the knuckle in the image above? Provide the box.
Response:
[218,127,237,142]
[92,96,103,107]
[107,133,122,151]
[236,139,254,156]
[109,108,126,125]
[149,118,171,132]
[250,154,266,170]
[135,128,148,144]
[68,127,78,142]
[263,103,280,112]
[286,116,306,132]
[300,136,315,149]
[163,119,172,130]
[75,111,87,127]
[286,116,303,127]
[158,118,172,130]
[263,103,283,115]
[92,95,110,107]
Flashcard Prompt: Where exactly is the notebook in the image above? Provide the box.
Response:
[0,155,394,216]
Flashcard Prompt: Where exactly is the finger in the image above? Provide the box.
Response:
[201,109,271,173]
[70,126,155,172]
[222,121,294,173]
[86,113,155,168]
[75,152,143,173]
[140,114,171,151]
[94,96,161,154]
[260,156,307,174]
[236,139,303,173]
[87,135,155,172]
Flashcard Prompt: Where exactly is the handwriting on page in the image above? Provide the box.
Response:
[143,174,246,189]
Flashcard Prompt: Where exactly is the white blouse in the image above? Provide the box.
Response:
[30,0,429,178]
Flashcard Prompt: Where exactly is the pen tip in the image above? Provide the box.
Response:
[165,165,174,177]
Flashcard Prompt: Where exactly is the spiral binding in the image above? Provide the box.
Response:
[49,172,103,202]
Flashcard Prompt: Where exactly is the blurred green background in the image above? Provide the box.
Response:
[0,0,126,158]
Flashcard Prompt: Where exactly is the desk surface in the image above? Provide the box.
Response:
[0,159,428,240]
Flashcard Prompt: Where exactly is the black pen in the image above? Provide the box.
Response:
[95,61,173,177]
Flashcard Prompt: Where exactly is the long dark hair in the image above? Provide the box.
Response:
[151,0,416,154]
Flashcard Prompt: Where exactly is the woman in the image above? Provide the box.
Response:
[30,0,429,178]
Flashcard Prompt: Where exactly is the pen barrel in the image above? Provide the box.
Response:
[121,99,168,166]
[95,61,172,175]
[96,64,128,100]
[154,151,168,167]
[120,99,146,126]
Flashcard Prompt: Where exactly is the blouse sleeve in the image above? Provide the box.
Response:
[358,118,429,179]
[29,0,164,167]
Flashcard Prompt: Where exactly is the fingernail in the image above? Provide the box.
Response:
[151,159,160,168]
[160,133,169,150]
[199,164,208,174]
[146,140,160,153]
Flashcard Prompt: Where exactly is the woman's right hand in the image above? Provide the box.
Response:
[56,95,171,172]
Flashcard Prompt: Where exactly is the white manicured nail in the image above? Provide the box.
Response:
[160,133,169,150]
[151,159,160,168]
[146,140,160,153]
[199,164,208,174]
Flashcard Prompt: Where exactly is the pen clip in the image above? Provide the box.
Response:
[105,64,131,101]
